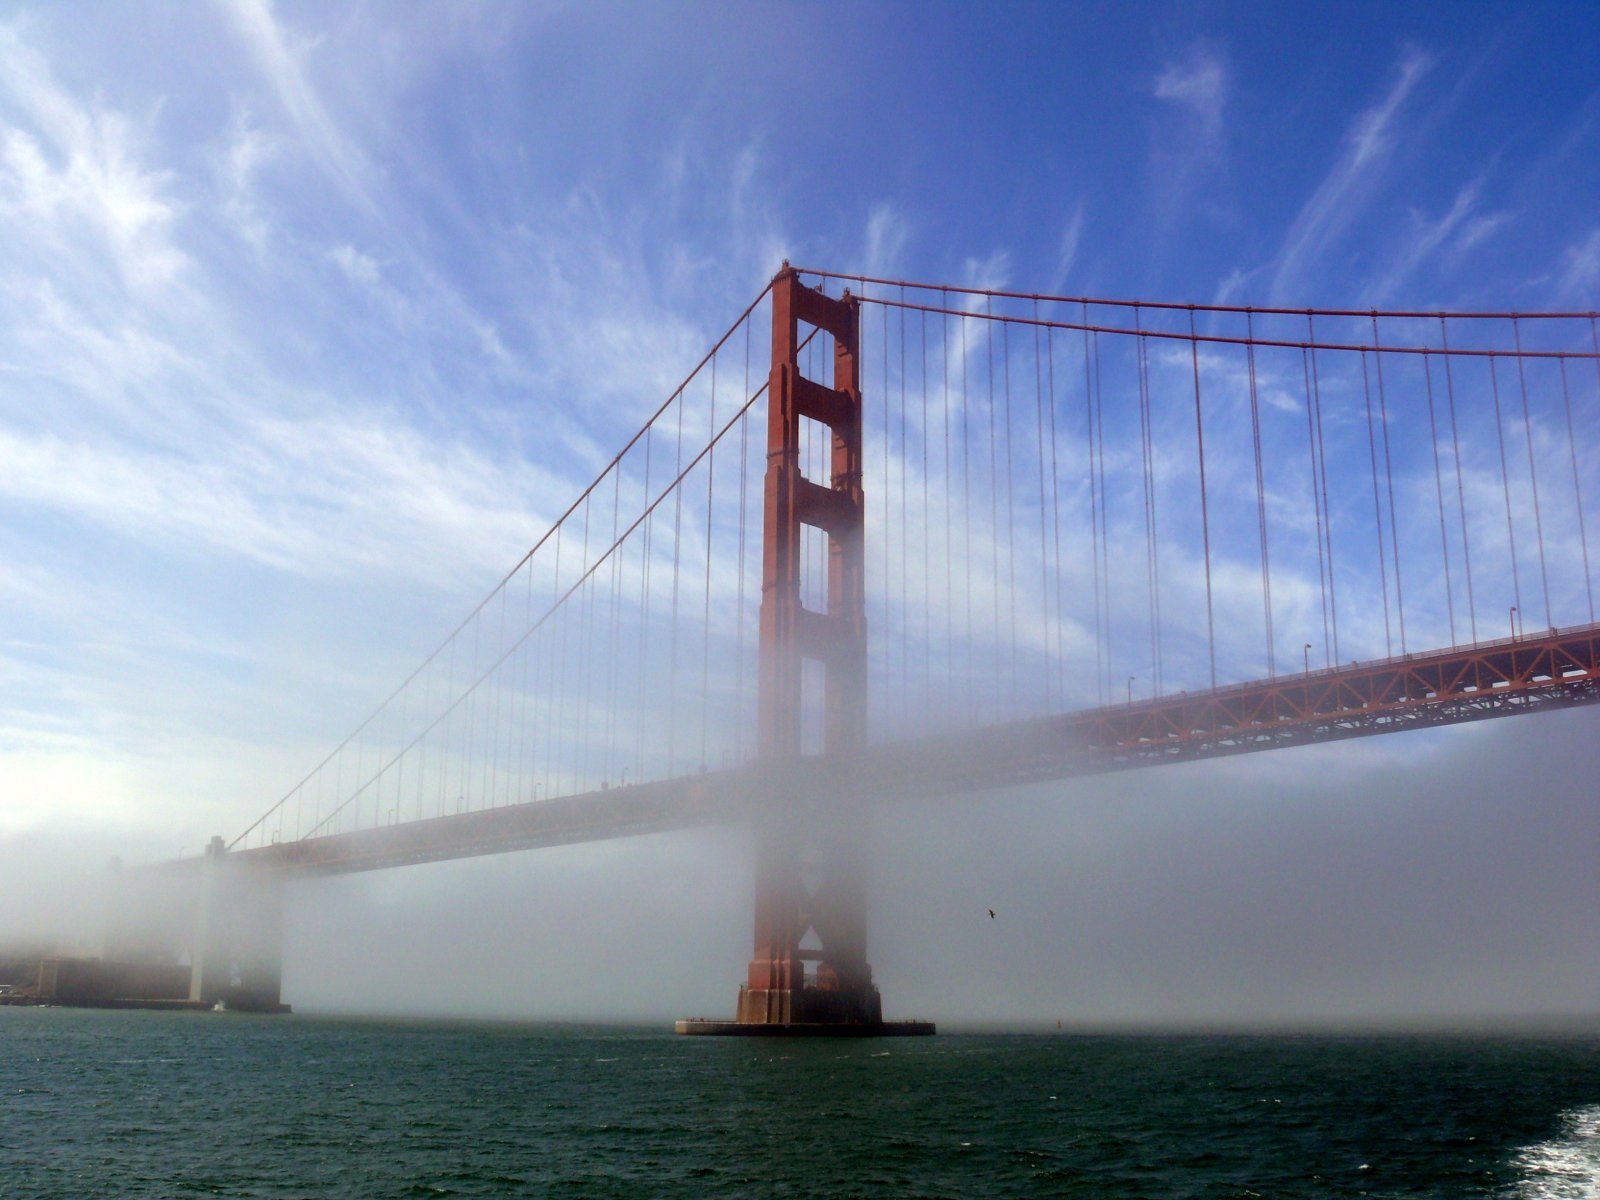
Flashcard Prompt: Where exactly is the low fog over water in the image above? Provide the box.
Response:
[1,689,1595,1029]
[253,705,1596,1029]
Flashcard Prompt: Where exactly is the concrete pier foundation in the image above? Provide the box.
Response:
[188,836,289,1012]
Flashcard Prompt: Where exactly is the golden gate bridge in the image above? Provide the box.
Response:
[93,266,1599,1030]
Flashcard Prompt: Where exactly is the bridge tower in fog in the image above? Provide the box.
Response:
[688,267,924,1033]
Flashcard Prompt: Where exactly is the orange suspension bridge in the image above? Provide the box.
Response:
[103,266,1599,1029]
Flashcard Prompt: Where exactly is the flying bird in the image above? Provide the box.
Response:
[988,909,995,919]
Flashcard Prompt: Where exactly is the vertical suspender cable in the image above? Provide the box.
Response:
[1094,331,1111,699]
[1149,331,1163,696]
[1135,307,1160,694]
[986,298,1001,716]
[463,577,482,807]
[1310,326,1340,664]
[530,563,547,806]
[1033,303,1051,709]
[1246,312,1275,675]
[606,466,622,781]
[414,638,430,823]
[1084,312,1104,703]
[1189,308,1217,689]
[701,351,717,772]
[540,546,562,804]
[961,317,973,715]
[550,518,568,793]
[525,556,542,797]
[556,524,575,796]
[883,300,892,723]
[393,646,407,821]
[901,293,911,715]
[488,564,508,804]
[1512,318,1552,630]
[1360,352,1393,657]
[1441,318,1477,643]
[668,393,687,771]
[943,295,954,702]
[365,679,380,827]
[1422,353,1457,645]
[1371,318,1405,655]
[1301,344,1331,666]
[1045,324,1064,709]
[1592,315,1600,618]
[437,615,452,816]
[1002,319,1018,709]
[921,309,932,702]
[736,319,750,760]
[522,561,540,802]
[634,426,652,780]
[1558,357,1594,622]
[1488,356,1524,626]
[575,491,594,791]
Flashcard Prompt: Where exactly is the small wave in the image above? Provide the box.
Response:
[1505,1105,1600,1199]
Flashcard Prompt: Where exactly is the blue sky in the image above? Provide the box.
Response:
[1,2,1597,1022]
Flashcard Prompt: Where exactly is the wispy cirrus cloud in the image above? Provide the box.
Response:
[0,412,563,585]
[1154,42,1228,142]
[863,202,912,277]
[1049,201,1086,294]
[214,104,277,253]
[1552,227,1600,305]
[220,0,377,219]
[1267,47,1434,303]
[1364,175,1508,305]
[1148,41,1230,236]
[0,23,185,292]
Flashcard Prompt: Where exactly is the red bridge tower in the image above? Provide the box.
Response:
[679,265,932,1036]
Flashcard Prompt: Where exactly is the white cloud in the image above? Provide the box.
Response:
[863,202,911,277]
[1051,202,1086,293]
[1553,227,1600,304]
[960,250,1010,295]
[0,407,574,588]
[220,0,376,218]
[1210,265,1260,308]
[1365,176,1507,305]
[0,25,185,290]
[216,104,276,251]
[1269,47,1434,303]
[1154,42,1227,140]
[1147,41,1231,237]
[329,242,381,288]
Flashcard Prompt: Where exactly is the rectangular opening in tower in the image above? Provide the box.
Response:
[798,413,832,491]
[801,522,830,620]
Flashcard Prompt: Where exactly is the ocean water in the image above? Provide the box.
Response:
[3,1009,1598,1199]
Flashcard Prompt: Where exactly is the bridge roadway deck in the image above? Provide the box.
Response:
[226,622,1600,877]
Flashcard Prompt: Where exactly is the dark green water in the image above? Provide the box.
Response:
[4,1008,1598,1198]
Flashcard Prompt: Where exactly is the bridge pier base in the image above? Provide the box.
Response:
[679,809,931,1037]
[189,836,290,1013]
